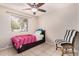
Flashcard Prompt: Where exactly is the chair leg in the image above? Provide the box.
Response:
[72,47,75,56]
[61,47,64,56]
[56,44,58,50]
[65,48,68,53]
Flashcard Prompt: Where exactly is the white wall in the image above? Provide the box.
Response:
[0,6,38,49]
[38,3,78,43]
[74,4,79,51]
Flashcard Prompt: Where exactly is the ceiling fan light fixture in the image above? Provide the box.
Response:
[24,3,46,15]
[31,8,37,12]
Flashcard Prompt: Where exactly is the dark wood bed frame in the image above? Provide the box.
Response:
[12,29,45,53]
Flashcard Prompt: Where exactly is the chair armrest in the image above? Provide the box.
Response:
[55,39,64,42]
[61,42,72,46]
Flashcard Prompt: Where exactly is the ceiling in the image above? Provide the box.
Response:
[0,3,72,16]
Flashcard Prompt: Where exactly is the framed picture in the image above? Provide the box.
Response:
[11,15,28,32]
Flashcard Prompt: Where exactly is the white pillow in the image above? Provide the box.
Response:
[35,31,42,35]
[33,34,44,41]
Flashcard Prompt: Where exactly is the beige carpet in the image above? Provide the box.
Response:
[0,42,78,56]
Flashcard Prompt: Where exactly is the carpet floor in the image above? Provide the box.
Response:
[0,42,78,56]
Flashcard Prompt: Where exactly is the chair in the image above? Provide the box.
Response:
[61,30,77,56]
[55,30,71,50]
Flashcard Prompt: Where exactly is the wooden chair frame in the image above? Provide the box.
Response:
[61,31,77,56]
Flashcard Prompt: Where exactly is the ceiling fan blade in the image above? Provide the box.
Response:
[37,3,45,7]
[22,8,31,10]
[27,3,33,7]
[38,9,46,12]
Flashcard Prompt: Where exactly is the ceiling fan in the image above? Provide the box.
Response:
[23,3,46,15]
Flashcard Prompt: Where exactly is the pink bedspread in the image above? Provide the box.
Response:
[11,34,36,49]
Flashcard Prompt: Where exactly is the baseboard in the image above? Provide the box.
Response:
[0,45,13,51]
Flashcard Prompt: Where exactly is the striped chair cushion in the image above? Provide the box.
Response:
[55,30,70,44]
[62,30,77,44]
[61,30,77,47]
[69,30,77,43]
[66,30,73,42]
[64,30,70,41]
[55,30,77,44]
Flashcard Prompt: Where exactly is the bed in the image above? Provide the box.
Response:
[11,29,45,53]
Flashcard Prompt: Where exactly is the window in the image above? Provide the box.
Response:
[11,15,28,32]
